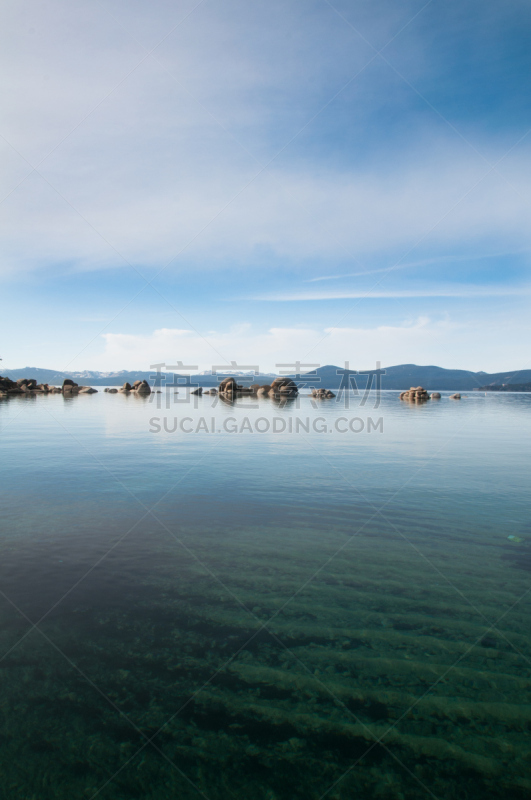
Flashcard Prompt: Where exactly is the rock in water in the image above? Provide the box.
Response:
[399,386,430,402]
[219,377,238,394]
[270,377,298,395]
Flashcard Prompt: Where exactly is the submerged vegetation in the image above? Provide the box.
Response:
[0,515,529,799]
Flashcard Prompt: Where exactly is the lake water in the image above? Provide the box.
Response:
[0,389,530,800]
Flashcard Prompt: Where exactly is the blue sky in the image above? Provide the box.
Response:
[1,0,530,373]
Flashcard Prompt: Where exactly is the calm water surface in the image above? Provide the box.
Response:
[0,390,530,799]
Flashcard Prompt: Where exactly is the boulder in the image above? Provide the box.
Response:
[449,393,461,400]
[191,388,203,395]
[219,377,238,393]
[311,388,335,398]
[132,380,142,388]
[135,380,151,395]
[271,377,298,395]
[256,387,270,396]
[62,379,77,388]
[104,388,109,392]
[108,388,118,393]
[122,382,132,391]
[431,392,441,399]
[79,387,97,394]
[399,386,430,402]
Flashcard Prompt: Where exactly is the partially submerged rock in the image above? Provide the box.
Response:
[104,380,151,395]
[270,377,298,396]
[311,388,336,399]
[449,393,461,400]
[400,386,430,402]
[218,377,257,396]
[0,375,97,397]
[219,377,238,394]
[216,376,299,397]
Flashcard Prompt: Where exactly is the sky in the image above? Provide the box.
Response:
[1,0,531,374]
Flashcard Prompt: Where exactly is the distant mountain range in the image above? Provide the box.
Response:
[3,364,531,390]
[478,383,531,392]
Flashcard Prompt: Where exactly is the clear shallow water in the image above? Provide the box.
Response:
[0,390,530,800]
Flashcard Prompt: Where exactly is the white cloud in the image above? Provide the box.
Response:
[84,312,531,374]
[2,151,531,277]
[1,0,531,278]
[90,317,462,373]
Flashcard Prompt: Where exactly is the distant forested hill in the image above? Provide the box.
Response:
[477,383,531,392]
[286,364,531,390]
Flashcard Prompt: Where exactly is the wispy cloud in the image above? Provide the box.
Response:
[306,252,527,282]
[307,265,411,282]
[250,285,529,302]
[1,2,531,277]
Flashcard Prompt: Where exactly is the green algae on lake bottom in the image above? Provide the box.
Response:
[0,519,530,800]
